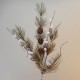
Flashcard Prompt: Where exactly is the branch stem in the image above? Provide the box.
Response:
[41,72,43,80]
[60,41,69,54]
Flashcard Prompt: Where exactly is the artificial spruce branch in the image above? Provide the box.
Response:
[7,2,65,80]
[36,2,46,16]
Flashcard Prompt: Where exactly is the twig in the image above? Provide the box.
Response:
[41,72,43,80]
[7,28,12,34]
[50,11,55,26]
[54,22,61,30]
[60,41,69,54]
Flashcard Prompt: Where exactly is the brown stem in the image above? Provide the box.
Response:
[41,72,43,80]
[7,28,13,34]
[60,41,69,54]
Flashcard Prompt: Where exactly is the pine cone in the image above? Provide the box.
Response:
[47,47,51,55]
[38,38,43,44]
[38,47,45,54]
[37,27,43,34]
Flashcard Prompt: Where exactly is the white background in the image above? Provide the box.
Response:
[0,0,80,80]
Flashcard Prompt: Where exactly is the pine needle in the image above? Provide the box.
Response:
[36,2,46,16]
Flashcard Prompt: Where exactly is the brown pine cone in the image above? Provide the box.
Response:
[38,38,43,44]
[37,27,43,34]
[47,47,51,55]
[38,47,45,54]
